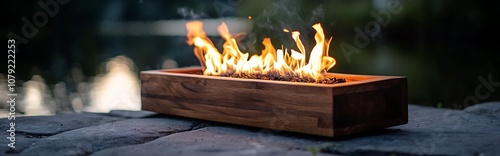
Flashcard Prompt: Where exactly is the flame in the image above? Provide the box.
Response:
[186,21,336,81]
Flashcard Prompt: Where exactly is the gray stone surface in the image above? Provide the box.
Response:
[92,126,327,156]
[1,102,499,156]
[0,113,124,154]
[93,103,500,156]
[0,136,37,155]
[315,104,500,155]
[0,113,123,136]
[20,117,198,156]
[107,110,157,118]
[464,101,500,117]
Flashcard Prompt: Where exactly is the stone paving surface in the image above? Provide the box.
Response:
[1,102,499,156]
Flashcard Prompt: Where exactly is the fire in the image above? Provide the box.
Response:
[185,21,336,81]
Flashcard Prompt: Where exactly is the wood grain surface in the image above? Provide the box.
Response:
[141,67,408,137]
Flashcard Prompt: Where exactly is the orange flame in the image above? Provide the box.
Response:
[185,21,336,81]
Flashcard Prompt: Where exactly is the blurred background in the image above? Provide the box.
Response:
[1,0,499,116]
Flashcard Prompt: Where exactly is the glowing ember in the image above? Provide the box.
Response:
[186,20,342,83]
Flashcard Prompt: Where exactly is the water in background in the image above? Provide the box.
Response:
[0,55,171,117]
[86,56,141,112]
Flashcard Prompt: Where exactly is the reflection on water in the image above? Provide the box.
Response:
[162,58,178,69]
[0,55,142,116]
[21,75,55,116]
[86,56,141,112]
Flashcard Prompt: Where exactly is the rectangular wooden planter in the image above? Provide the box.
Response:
[140,67,408,137]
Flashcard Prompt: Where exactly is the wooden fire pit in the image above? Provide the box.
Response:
[140,67,408,137]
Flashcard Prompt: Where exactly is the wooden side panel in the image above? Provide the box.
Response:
[140,68,408,137]
[141,71,334,136]
[332,81,408,136]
